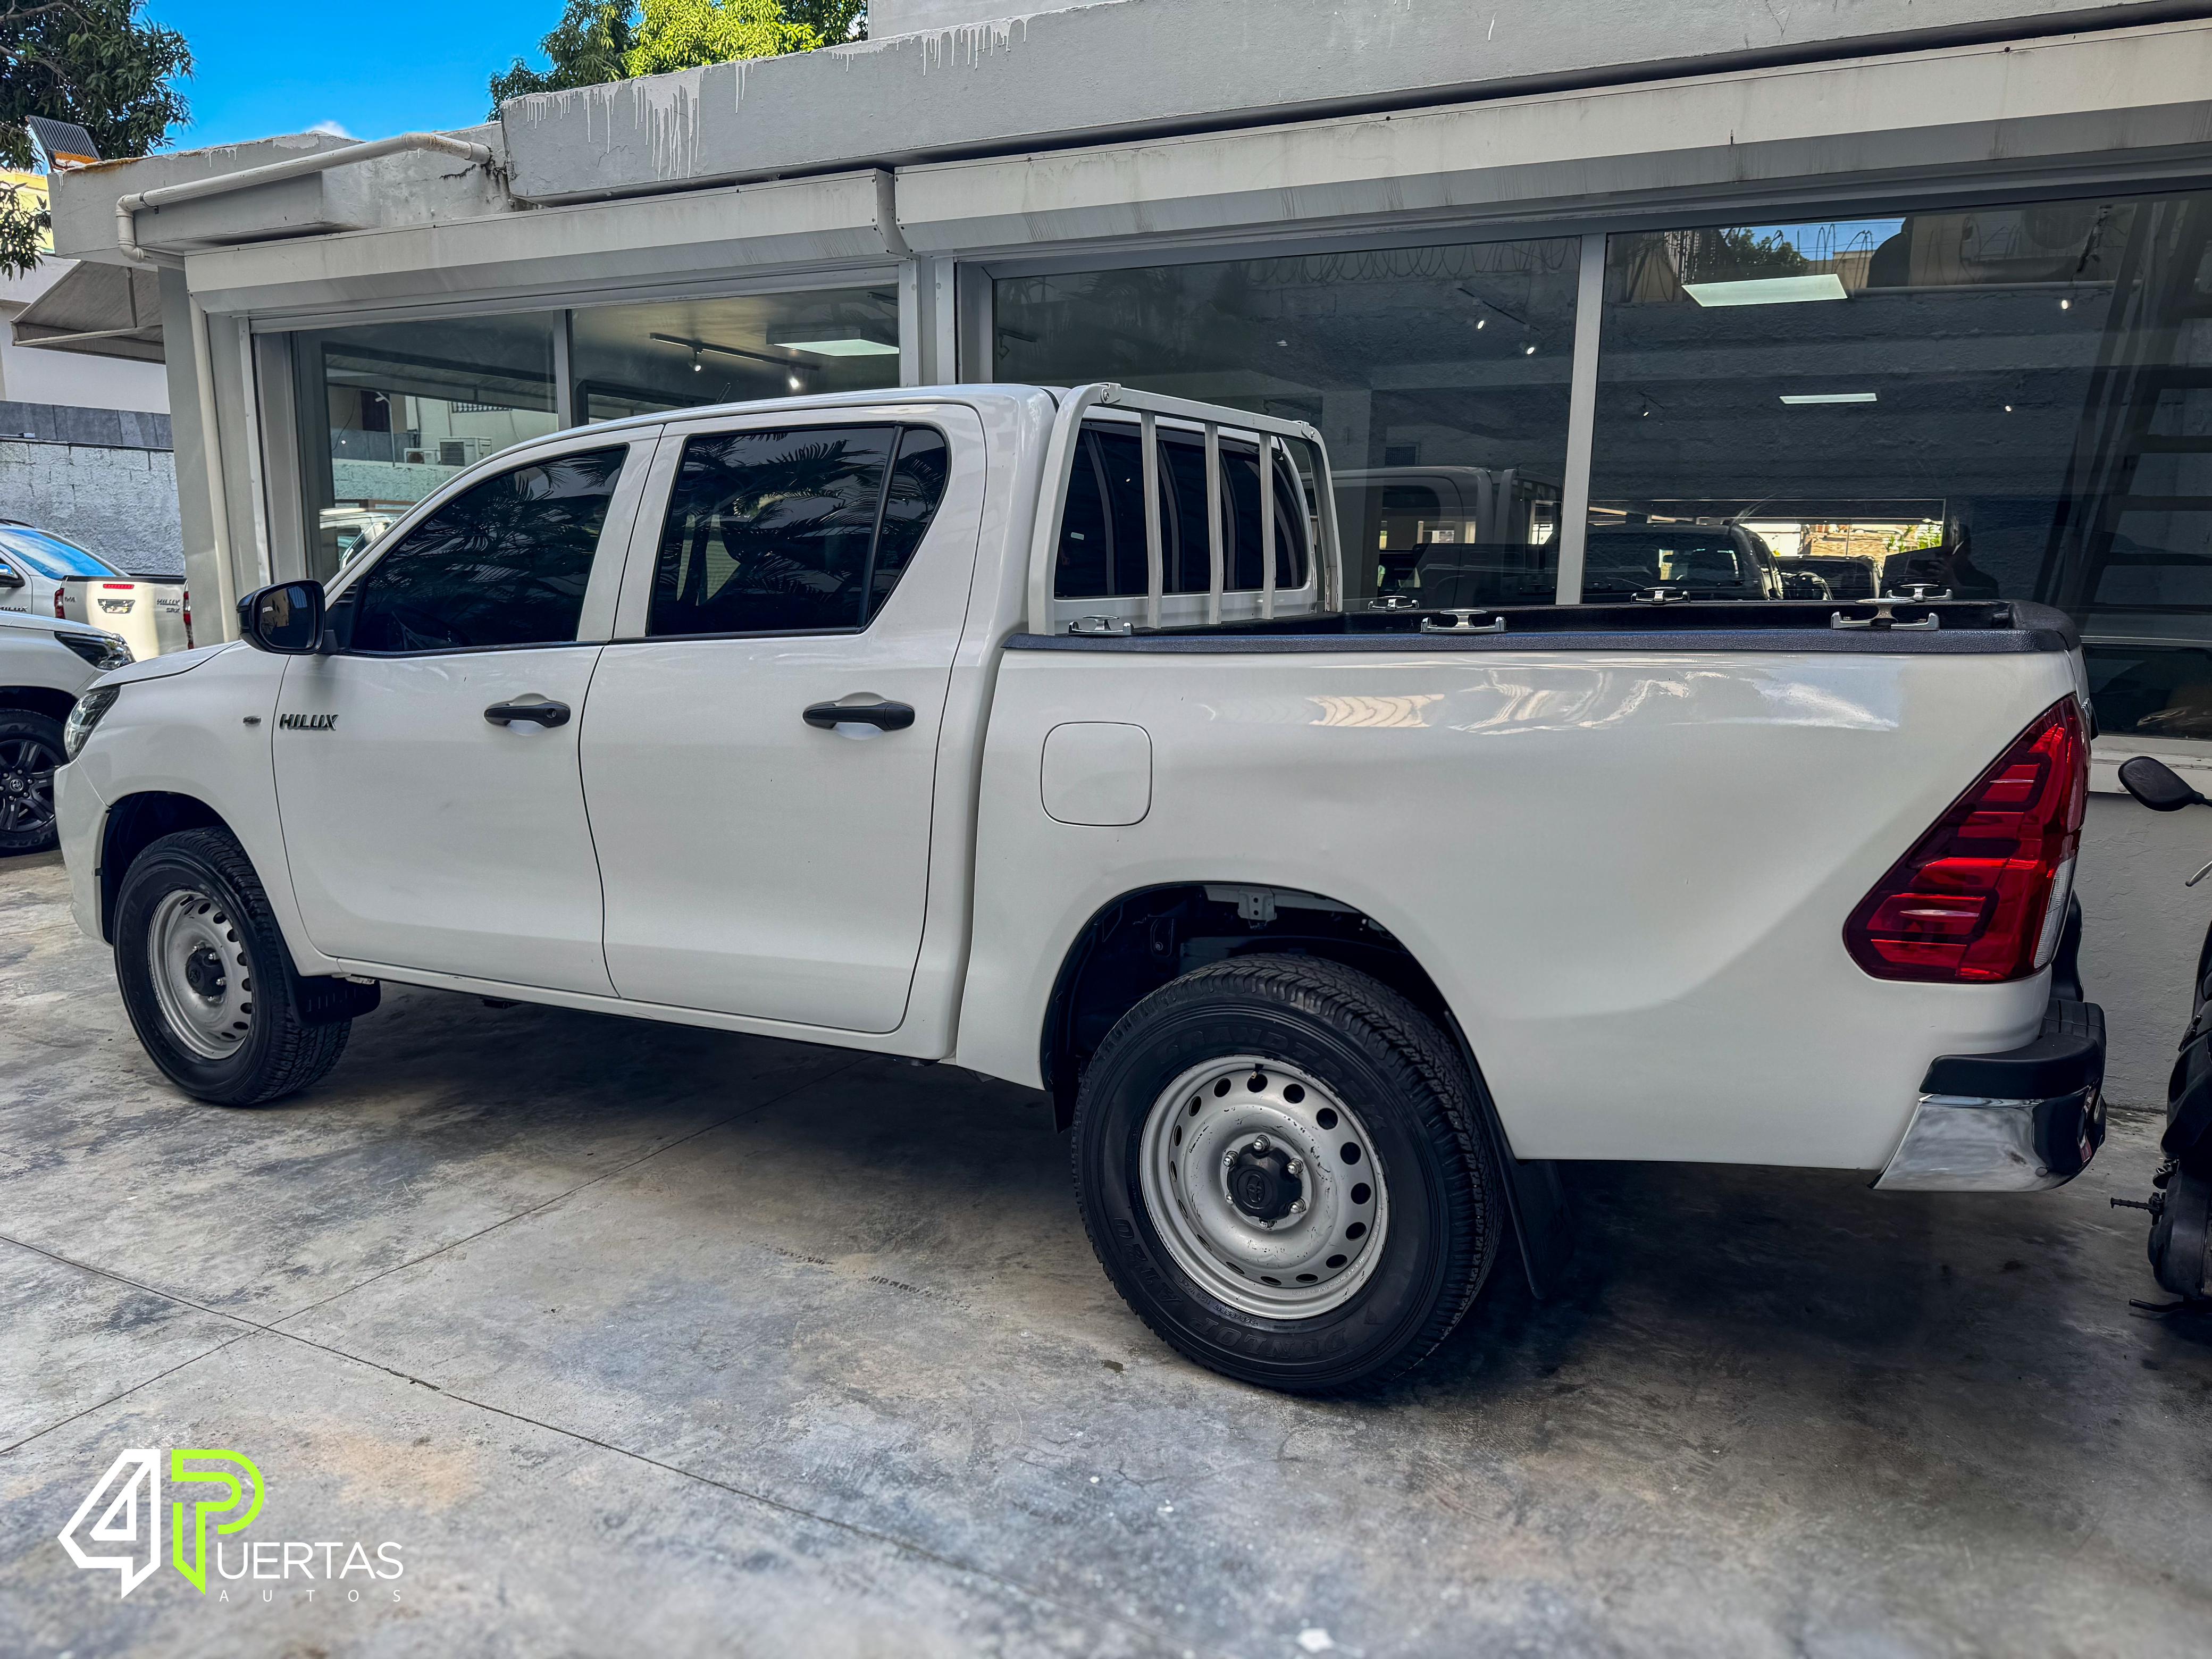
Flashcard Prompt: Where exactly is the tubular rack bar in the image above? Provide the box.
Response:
[1026,383,1343,635]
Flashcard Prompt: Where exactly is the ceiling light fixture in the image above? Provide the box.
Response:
[1779,391,1878,405]
[787,373,803,392]
[1523,343,1536,355]
[2059,297,2072,311]
[765,325,900,357]
[1684,273,1849,307]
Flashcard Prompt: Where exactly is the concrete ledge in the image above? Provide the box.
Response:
[184,170,904,318]
[498,0,2210,202]
[895,20,2212,252]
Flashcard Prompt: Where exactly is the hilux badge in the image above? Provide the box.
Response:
[278,713,337,731]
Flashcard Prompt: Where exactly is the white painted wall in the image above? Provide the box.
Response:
[0,258,169,414]
[872,0,1091,31]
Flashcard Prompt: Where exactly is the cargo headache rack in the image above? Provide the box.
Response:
[1027,383,1346,637]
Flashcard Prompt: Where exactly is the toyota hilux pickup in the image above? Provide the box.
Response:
[55,383,2106,1393]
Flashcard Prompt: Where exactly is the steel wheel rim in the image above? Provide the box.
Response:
[1137,1054,1389,1319]
[145,888,255,1060]
[0,734,57,836]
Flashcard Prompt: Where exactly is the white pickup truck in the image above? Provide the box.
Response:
[55,384,2106,1392]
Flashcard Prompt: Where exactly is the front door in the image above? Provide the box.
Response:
[275,441,644,994]
[581,407,982,1031]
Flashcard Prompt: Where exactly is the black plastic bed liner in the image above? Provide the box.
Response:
[1007,600,2079,656]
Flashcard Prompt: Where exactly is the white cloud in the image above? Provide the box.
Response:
[306,119,355,139]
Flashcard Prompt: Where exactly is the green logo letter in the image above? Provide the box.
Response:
[169,1450,263,1591]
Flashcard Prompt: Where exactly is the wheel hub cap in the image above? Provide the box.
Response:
[1226,1138,1302,1222]
[1137,1056,1389,1319]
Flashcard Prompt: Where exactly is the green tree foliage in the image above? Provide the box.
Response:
[489,0,640,107]
[0,0,192,276]
[624,0,818,77]
[490,0,864,114]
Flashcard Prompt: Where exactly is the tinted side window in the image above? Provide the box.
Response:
[869,428,951,618]
[649,424,951,637]
[339,447,626,653]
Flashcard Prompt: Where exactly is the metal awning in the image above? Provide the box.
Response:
[11,261,163,362]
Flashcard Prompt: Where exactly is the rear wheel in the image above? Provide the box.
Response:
[0,710,64,854]
[114,827,352,1105]
[1073,954,1503,1393]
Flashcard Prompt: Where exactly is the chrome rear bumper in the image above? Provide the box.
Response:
[1874,1000,2106,1193]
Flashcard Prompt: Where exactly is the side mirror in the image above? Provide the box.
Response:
[2118,753,2206,812]
[238,580,325,655]
[0,560,21,591]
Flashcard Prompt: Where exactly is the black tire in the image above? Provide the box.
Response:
[0,709,65,854]
[113,827,351,1105]
[1072,954,1502,1393]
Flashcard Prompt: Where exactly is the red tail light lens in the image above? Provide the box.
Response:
[1845,698,2088,983]
[182,585,194,649]
[53,584,65,618]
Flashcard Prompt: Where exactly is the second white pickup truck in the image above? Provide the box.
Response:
[56,383,2105,1391]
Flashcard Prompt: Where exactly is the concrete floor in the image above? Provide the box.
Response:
[2,850,2209,1659]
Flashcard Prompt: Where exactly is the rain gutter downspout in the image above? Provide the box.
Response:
[108,133,497,635]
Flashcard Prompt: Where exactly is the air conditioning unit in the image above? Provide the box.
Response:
[439,440,467,467]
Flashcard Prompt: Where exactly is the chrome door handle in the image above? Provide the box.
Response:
[803,700,915,732]
[484,699,571,728]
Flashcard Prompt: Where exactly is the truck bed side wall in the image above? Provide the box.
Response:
[953,644,2080,1170]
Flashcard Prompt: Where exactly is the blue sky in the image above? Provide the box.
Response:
[144,2,565,149]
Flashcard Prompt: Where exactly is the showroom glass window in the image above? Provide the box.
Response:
[568,287,900,423]
[291,312,563,582]
[1590,194,2212,736]
[994,238,1581,605]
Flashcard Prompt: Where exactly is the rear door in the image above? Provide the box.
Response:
[580,404,983,1031]
[274,437,653,993]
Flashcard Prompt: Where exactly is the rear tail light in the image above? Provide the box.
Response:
[53,584,65,618]
[182,585,194,649]
[1844,698,2088,983]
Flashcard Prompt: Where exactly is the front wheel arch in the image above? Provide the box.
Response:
[98,791,228,942]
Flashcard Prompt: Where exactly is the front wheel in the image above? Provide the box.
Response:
[113,827,353,1105]
[0,709,65,853]
[1073,954,1503,1393]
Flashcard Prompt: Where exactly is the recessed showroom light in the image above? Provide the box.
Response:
[1684,273,1849,306]
[1779,391,1878,405]
[767,328,900,356]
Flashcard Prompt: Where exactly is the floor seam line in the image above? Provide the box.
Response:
[246,1316,1212,1659]
[0,1330,258,1457]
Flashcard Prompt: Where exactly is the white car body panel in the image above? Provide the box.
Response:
[951,646,2074,1169]
[581,404,990,1032]
[273,645,616,995]
[56,384,2092,1176]
[55,641,336,973]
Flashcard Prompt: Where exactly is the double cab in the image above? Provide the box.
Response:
[57,384,2105,1391]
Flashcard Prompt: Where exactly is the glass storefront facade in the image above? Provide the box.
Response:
[1593,194,2212,738]
[292,312,563,578]
[289,287,899,581]
[992,186,2212,738]
[993,240,1581,606]
[279,185,2212,739]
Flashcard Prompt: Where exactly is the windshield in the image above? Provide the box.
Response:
[0,526,124,580]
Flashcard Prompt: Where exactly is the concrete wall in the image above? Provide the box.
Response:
[493,0,2198,200]
[0,434,182,576]
[872,0,1090,32]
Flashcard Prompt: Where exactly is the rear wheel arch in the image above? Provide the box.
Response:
[1041,882,1573,1298]
[99,792,228,942]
